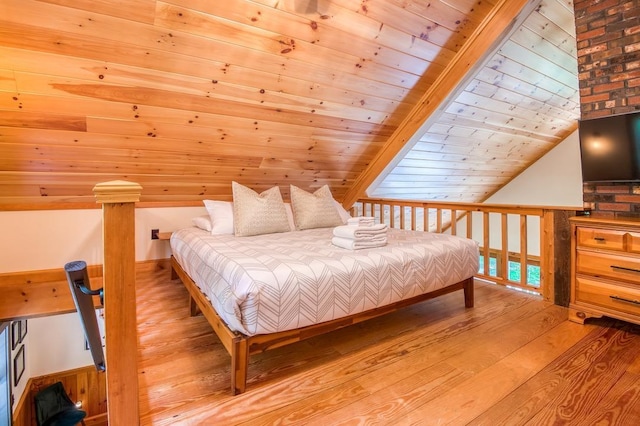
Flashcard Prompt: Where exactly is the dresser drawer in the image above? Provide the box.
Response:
[576,227,627,251]
[576,251,640,285]
[629,234,640,254]
[575,277,640,317]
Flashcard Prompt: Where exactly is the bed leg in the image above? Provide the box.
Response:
[231,338,249,395]
[189,295,201,317]
[170,256,179,280]
[463,277,474,308]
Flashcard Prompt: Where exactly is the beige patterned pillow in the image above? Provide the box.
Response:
[232,182,290,237]
[290,185,344,230]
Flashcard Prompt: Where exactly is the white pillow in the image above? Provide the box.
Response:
[232,182,290,237]
[191,215,212,232]
[203,200,234,235]
[290,185,344,230]
[334,200,352,223]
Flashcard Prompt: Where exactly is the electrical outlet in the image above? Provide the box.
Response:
[151,229,159,240]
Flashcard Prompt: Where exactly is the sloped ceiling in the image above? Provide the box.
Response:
[366,0,580,202]
[0,0,579,208]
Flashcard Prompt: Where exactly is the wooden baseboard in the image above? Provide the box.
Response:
[0,259,170,321]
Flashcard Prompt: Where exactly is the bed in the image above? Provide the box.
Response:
[170,226,480,394]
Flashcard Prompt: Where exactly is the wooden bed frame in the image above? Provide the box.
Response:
[170,256,474,395]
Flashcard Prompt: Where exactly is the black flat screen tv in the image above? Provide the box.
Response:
[578,111,640,182]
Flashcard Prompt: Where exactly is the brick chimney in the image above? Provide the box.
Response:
[575,0,640,217]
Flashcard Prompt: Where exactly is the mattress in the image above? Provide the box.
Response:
[170,227,479,336]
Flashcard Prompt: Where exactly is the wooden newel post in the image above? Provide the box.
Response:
[93,180,142,425]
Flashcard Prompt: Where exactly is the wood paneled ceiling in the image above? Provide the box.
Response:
[0,0,579,208]
[366,0,580,203]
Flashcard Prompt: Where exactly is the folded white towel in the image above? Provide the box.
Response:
[331,236,387,250]
[333,223,388,240]
[347,216,375,227]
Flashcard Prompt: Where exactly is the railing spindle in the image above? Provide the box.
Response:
[520,215,528,286]
[411,206,417,231]
[483,212,490,276]
[390,205,396,229]
[451,209,457,236]
[501,213,508,281]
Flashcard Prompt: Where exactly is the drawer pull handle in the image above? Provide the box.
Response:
[594,237,606,242]
[610,295,640,305]
[611,265,640,274]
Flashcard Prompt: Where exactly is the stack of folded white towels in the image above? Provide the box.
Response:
[331,216,388,250]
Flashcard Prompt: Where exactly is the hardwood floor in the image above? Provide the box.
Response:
[136,262,640,425]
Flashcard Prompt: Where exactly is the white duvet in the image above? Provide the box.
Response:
[170,227,479,336]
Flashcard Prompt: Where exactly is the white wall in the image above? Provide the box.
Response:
[28,311,106,377]
[484,129,584,207]
[0,206,205,273]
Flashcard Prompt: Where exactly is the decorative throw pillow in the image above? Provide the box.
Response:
[203,200,234,235]
[290,185,344,230]
[232,182,290,236]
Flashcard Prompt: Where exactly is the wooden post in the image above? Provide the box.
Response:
[550,210,573,307]
[93,180,142,425]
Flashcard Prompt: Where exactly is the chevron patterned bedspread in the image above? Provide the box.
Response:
[170,227,480,336]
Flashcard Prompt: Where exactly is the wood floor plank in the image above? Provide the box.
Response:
[466,320,636,425]
[247,360,468,425]
[628,347,640,375]
[525,322,640,425]
[575,373,640,426]
[135,265,640,425]
[296,304,570,425]
[391,321,596,424]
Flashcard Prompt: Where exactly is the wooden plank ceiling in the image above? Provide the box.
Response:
[365,0,580,203]
[0,0,579,208]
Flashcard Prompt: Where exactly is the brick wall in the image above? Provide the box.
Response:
[583,182,640,217]
[574,0,640,217]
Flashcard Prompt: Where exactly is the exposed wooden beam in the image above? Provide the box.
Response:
[0,265,103,321]
[341,0,533,209]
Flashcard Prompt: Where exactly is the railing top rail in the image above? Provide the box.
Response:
[355,198,580,216]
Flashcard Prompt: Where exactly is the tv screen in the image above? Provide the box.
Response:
[578,111,640,182]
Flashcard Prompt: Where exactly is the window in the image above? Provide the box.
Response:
[478,254,541,288]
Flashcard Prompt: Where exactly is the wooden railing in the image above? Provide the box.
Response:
[354,198,575,303]
[93,180,142,425]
